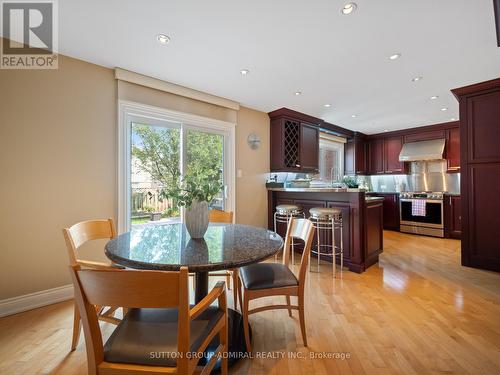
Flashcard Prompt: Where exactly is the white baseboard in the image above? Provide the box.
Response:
[0,284,74,318]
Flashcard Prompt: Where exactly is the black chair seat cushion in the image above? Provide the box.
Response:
[103,306,223,367]
[240,263,298,290]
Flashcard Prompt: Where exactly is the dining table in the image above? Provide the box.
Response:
[104,222,283,366]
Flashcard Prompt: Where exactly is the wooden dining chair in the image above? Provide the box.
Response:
[69,265,228,375]
[207,209,239,310]
[237,217,315,351]
[62,218,125,351]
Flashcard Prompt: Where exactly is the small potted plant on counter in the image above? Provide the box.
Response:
[342,176,359,188]
[161,171,223,239]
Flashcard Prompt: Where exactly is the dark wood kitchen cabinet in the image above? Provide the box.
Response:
[366,193,400,231]
[384,136,406,174]
[269,108,320,172]
[452,78,500,273]
[300,124,319,171]
[368,138,385,174]
[445,195,461,239]
[345,134,367,175]
[446,127,460,173]
[368,137,406,175]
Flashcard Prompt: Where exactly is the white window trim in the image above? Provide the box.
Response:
[118,100,236,233]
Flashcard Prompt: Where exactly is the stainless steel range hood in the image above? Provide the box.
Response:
[399,138,446,162]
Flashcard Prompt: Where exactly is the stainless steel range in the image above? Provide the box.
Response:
[399,191,444,237]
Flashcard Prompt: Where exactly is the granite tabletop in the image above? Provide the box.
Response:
[105,223,283,272]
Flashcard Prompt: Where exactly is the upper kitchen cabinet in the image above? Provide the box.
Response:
[368,138,385,174]
[345,134,367,175]
[384,136,406,174]
[446,127,460,172]
[300,123,319,171]
[269,108,320,172]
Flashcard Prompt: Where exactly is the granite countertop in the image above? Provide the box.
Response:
[105,223,283,272]
[366,191,399,194]
[268,187,365,193]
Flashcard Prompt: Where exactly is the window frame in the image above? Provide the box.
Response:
[118,100,236,233]
[319,138,345,181]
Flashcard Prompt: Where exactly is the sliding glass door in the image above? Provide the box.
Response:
[121,108,233,230]
[130,120,181,225]
[185,128,225,210]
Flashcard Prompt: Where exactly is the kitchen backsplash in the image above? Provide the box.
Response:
[268,160,460,194]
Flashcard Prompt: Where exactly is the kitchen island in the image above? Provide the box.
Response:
[268,188,383,273]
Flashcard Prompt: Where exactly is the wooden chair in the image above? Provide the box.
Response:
[62,218,124,351]
[69,265,228,375]
[207,210,239,310]
[237,217,315,351]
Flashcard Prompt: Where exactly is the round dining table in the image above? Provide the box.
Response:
[104,222,283,365]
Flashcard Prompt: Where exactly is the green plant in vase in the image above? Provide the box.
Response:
[160,170,223,238]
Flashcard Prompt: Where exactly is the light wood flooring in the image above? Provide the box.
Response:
[1,231,500,374]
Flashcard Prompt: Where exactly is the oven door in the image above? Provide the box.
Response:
[400,199,444,229]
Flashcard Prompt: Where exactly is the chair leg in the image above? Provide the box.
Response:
[220,312,229,375]
[237,277,243,314]
[285,295,292,317]
[332,219,336,278]
[242,293,252,352]
[71,302,81,351]
[317,226,321,272]
[232,270,239,310]
[298,293,307,347]
[274,212,278,261]
[340,221,344,274]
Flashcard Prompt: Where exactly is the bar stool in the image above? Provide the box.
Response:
[309,207,344,277]
[274,204,305,264]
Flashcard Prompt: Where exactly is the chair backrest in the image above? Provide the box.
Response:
[69,265,190,372]
[282,218,315,285]
[62,219,116,265]
[209,209,233,223]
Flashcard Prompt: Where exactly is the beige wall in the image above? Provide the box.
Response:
[0,55,117,299]
[235,107,270,228]
[0,54,270,300]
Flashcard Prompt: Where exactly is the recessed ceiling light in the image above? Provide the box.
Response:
[441,107,448,111]
[351,114,357,118]
[430,95,439,100]
[156,34,171,45]
[294,91,302,96]
[341,2,357,15]
[389,53,401,60]
[240,69,250,75]
[412,76,423,82]
[450,117,457,121]
[384,129,389,132]
[324,104,331,108]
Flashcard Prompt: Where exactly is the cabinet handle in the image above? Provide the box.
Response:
[356,171,363,174]
[377,171,384,174]
[394,169,402,172]
[386,170,393,173]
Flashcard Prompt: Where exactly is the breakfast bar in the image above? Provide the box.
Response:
[268,188,384,273]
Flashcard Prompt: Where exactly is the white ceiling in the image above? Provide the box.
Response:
[24,1,500,133]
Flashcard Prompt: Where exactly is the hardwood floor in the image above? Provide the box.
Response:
[1,231,500,374]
